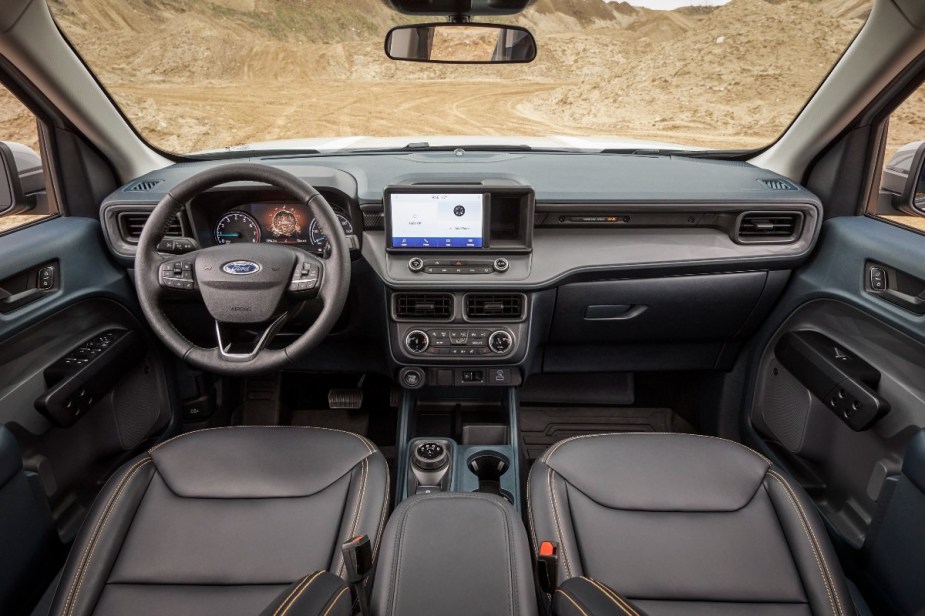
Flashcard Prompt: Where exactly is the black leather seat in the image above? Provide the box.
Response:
[528,433,857,616]
[49,426,389,616]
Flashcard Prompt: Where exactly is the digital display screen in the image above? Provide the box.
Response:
[389,192,485,249]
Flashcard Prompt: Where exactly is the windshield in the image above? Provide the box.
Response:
[47,0,871,154]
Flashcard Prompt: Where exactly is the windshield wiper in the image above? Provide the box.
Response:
[185,147,320,160]
[600,147,756,158]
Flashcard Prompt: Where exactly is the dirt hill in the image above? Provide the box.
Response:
[1,0,876,153]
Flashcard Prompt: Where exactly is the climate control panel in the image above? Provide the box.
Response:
[403,327,516,357]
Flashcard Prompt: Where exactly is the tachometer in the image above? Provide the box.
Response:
[215,211,260,244]
[308,211,353,250]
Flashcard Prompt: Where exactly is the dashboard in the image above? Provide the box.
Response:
[98,151,824,382]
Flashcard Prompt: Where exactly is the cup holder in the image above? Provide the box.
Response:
[467,451,512,502]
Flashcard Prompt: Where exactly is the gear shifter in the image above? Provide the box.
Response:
[412,442,448,471]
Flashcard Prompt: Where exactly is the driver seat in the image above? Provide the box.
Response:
[49,426,389,616]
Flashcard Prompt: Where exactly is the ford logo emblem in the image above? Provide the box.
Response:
[222,261,261,275]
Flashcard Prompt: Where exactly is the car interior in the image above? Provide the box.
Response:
[1,0,925,614]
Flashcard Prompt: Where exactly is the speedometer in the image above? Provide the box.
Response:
[215,212,260,244]
[308,211,353,250]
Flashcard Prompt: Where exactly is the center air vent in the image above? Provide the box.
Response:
[394,293,454,320]
[465,294,525,320]
[363,211,384,230]
[735,211,803,244]
[117,211,185,243]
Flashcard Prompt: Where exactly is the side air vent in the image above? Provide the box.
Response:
[465,294,525,320]
[363,211,384,230]
[117,211,185,243]
[735,211,803,244]
[394,293,454,320]
[125,179,164,192]
[759,178,798,191]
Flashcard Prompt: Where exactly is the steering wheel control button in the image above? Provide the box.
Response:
[289,261,321,293]
[160,260,196,290]
[408,257,425,272]
[404,330,430,354]
[399,367,425,389]
[157,238,197,254]
[488,330,514,354]
[413,442,449,471]
[493,258,510,273]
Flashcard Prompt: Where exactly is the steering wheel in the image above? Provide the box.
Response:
[135,163,351,376]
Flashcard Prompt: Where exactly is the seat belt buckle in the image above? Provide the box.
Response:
[341,534,373,583]
[537,541,559,593]
[341,534,373,616]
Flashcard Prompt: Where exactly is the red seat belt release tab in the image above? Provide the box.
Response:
[538,541,559,593]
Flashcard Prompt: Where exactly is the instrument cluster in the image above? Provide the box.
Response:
[212,201,354,254]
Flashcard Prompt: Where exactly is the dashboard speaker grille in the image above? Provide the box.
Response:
[736,212,803,243]
[394,293,453,320]
[465,294,524,320]
[117,211,185,243]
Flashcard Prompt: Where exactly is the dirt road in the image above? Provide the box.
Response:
[114,79,768,153]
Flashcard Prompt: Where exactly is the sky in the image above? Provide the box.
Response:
[609,0,730,9]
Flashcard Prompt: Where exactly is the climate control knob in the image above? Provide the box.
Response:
[488,330,514,354]
[404,330,430,354]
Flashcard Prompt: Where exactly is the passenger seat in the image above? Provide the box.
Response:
[528,433,856,615]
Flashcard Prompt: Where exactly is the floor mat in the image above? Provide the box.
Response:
[519,406,686,463]
[289,409,370,436]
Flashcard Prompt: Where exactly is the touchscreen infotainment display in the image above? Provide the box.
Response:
[389,192,486,249]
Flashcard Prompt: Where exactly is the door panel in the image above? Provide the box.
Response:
[745,215,925,614]
[0,216,175,615]
[750,300,922,545]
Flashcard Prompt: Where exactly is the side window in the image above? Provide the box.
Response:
[0,85,54,234]
[876,90,925,231]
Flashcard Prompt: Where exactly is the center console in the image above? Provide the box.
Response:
[383,183,535,390]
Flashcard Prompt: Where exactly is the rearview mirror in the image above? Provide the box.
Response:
[385,23,536,64]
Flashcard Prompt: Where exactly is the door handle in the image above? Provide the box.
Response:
[879,288,925,314]
[584,304,648,320]
[775,331,889,431]
[0,287,43,313]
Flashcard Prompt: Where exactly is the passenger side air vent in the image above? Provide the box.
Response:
[125,179,164,192]
[117,211,185,243]
[758,178,798,191]
[465,294,525,320]
[735,211,803,244]
[394,293,454,320]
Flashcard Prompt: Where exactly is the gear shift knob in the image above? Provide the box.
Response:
[412,442,448,471]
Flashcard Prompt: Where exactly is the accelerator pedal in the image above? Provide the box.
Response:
[328,375,365,410]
